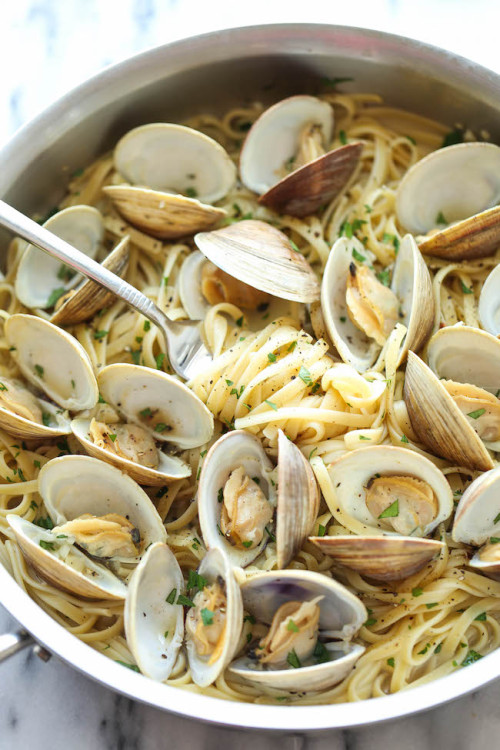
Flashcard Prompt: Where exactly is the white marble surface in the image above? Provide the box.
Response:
[2,1,500,748]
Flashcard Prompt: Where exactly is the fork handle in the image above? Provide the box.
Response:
[0,199,173,336]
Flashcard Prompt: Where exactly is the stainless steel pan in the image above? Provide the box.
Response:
[1,23,500,733]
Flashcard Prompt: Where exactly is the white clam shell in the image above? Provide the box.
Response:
[453,466,500,547]
[240,95,334,194]
[321,234,433,373]
[396,142,500,233]
[198,430,277,567]
[427,324,500,394]
[186,548,243,688]
[7,514,127,600]
[114,123,236,203]
[479,264,500,336]
[39,455,167,562]
[124,542,184,681]
[15,205,103,310]
[328,445,453,536]
[228,569,366,692]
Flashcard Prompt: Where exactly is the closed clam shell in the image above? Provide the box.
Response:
[228,569,366,692]
[39,455,167,562]
[194,219,320,303]
[276,429,319,568]
[103,186,226,239]
[15,205,103,310]
[51,236,130,325]
[328,445,453,535]
[124,542,184,681]
[396,142,500,234]
[198,430,277,567]
[114,123,236,203]
[240,95,334,194]
[186,548,243,688]
[7,514,127,600]
[479,264,500,336]
[310,535,444,581]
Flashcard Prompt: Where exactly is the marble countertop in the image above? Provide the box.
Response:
[2,1,500,748]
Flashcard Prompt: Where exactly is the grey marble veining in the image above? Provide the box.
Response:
[2,1,500,748]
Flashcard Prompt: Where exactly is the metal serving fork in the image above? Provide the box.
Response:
[0,200,213,380]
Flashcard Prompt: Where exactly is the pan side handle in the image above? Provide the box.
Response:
[0,630,34,663]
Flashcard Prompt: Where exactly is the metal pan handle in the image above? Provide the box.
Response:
[0,630,34,663]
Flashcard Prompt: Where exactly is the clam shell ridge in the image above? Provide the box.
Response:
[124,542,184,680]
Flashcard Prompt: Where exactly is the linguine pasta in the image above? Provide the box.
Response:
[0,91,499,704]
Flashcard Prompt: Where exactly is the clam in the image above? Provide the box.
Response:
[185,547,243,687]
[50,236,130,325]
[404,326,500,471]
[396,143,500,235]
[7,514,127,600]
[321,234,434,372]
[228,570,366,693]
[124,542,184,680]
[194,220,320,304]
[113,123,236,203]
[453,466,500,580]
[326,445,453,537]
[309,536,444,582]
[39,455,167,563]
[15,205,104,310]
[478,264,500,336]
[71,363,214,486]
[198,429,319,568]
[103,186,226,240]
[0,314,98,439]
[418,206,500,261]
[239,95,362,217]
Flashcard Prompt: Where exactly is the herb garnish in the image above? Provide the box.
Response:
[378,499,399,519]
[47,288,66,308]
[201,608,214,626]
[467,408,486,419]
[286,649,301,669]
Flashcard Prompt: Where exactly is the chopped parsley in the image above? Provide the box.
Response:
[265,525,276,542]
[47,287,66,308]
[436,211,447,225]
[378,499,399,519]
[313,640,330,664]
[131,350,142,365]
[264,399,278,411]
[154,423,170,433]
[474,612,487,621]
[461,649,483,666]
[352,248,366,263]
[286,620,299,633]
[321,76,354,88]
[387,657,395,667]
[401,434,409,443]
[298,366,312,385]
[201,608,214,626]
[467,408,486,419]
[155,353,165,370]
[93,330,108,340]
[494,512,500,525]
[434,643,442,654]
[460,279,474,295]
[339,129,347,145]
[317,523,326,537]
[57,264,76,282]
[177,594,195,608]
[39,540,55,551]
[268,352,277,363]
[359,435,370,441]
[98,394,106,403]
[287,341,297,352]
[0,383,7,392]
[376,269,391,287]
[217,488,224,503]
[143,320,151,332]
[441,128,464,148]
[382,233,400,252]
[115,661,140,672]
[490,537,500,544]
[364,617,377,627]
[166,588,177,604]
[34,364,44,378]
[286,649,301,669]
[185,187,198,198]
[140,407,153,418]
[412,587,424,597]
[425,602,438,609]
[242,541,253,548]
[289,239,301,254]
[235,316,244,328]
[109,433,117,442]
[42,412,51,427]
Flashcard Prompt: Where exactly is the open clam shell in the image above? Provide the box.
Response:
[39,455,167,562]
[321,234,433,373]
[15,205,104,310]
[228,569,366,693]
[328,445,453,536]
[478,264,500,336]
[240,95,334,195]
[7,514,127,600]
[276,429,319,568]
[50,236,130,325]
[396,142,500,234]
[113,123,236,203]
[258,143,363,217]
[310,536,444,582]
[72,363,213,485]
[419,205,500,261]
[198,430,277,567]
[405,326,500,471]
[194,219,320,304]
[0,314,98,439]
[103,186,226,239]
[185,548,243,688]
[124,542,184,680]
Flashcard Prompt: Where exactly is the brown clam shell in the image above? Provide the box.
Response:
[418,205,500,260]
